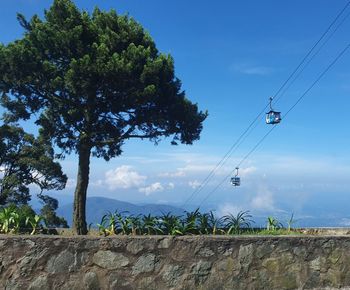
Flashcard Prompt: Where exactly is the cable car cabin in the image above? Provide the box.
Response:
[230,176,240,186]
[266,110,281,124]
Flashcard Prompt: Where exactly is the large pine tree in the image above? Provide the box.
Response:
[0,0,207,234]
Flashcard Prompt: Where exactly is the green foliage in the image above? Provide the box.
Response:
[39,194,68,228]
[26,215,44,235]
[0,206,16,233]
[0,205,43,234]
[0,125,67,205]
[0,0,207,234]
[266,216,283,231]
[95,209,257,236]
[223,210,254,234]
[117,212,132,235]
[159,212,183,236]
[183,208,201,234]
[97,211,119,236]
[142,214,161,235]
[129,215,142,235]
[207,211,224,235]
[286,213,298,232]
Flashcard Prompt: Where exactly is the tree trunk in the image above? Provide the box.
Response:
[73,141,91,235]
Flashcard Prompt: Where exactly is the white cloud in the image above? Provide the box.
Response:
[139,182,164,196]
[189,180,201,189]
[231,63,274,76]
[239,166,257,177]
[158,170,185,178]
[217,203,244,217]
[250,186,275,212]
[105,165,146,190]
[159,163,229,179]
[167,182,175,189]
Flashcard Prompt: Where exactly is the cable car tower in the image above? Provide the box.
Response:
[230,167,240,186]
[266,97,281,124]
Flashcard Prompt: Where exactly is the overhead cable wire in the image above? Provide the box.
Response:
[198,41,350,207]
[283,42,350,118]
[274,5,350,107]
[181,105,268,207]
[181,1,350,208]
[271,0,350,102]
[198,125,277,208]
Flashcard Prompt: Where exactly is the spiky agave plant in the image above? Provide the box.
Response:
[129,215,142,235]
[197,212,210,234]
[208,211,224,235]
[286,213,298,232]
[223,210,253,235]
[117,212,132,235]
[159,212,183,235]
[183,208,201,235]
[142,214,160,235]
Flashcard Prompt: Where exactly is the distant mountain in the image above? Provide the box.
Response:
[57,196,185,227]
[55,196,350,229]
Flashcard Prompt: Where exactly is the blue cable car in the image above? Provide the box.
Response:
[230,167,240,186]
[266,97,281,124]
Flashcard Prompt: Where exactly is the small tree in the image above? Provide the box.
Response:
[0,124,67,205]
[38,194,68,228]
[0,0,207,234]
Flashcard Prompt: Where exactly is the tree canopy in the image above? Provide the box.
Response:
[0,0,207,234]
[0,124,67,205]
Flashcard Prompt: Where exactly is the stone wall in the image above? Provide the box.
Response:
[1,235,350,290]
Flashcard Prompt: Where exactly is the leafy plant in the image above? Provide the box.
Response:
[197,212,210,234]
[208,211,223,235]
[183,208,201,234]
[0,205,41,234]
[129,215,142,235]
[0,207,16,233]
[159,213,183,236]
[9,209,21,234]
[266,216,283,231]
[117,212,132,235]
[286,213,298,232]
[26,215,43,235]
[142,214,160,235]
[223,210,253,234]
[97,211,119,236]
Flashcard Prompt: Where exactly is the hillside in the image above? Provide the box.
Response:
[57,196,185,227]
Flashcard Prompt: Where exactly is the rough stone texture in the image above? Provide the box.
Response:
[28,275,50,290]
[93,250,129,269]
[2,235,350,289]
[83,272,100,290]
[132,253,157,275]
[46,249,75,273]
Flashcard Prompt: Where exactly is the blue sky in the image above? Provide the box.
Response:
[1,1,350,224]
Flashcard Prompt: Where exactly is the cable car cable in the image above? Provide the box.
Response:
[180,106,267,207]
[197,41,350,207]
[199,125,276,208]
[283,42,350,118]
[274,6,350,107]
[181,1,350,208]
[271,0,350,102]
